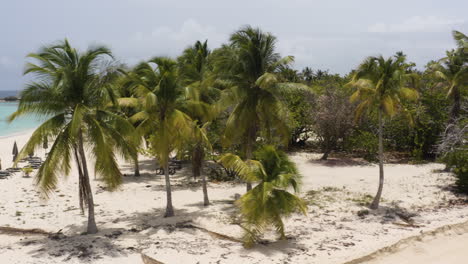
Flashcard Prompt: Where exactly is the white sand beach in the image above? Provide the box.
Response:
[0,131,467,264]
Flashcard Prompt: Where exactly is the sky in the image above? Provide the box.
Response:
[0,0,467,91]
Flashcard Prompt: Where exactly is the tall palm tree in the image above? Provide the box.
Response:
[218,145,307,247]
[348,54,418,209]
[178,40,219,206]
[9,40,137,233]
[430,31,467,122]
[120,57,193,217]
[213,26,307,191]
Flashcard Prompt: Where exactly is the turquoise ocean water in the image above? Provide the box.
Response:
[0,102,42,137]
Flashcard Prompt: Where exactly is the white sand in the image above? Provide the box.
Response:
[0,132,467,263]
[351,220,468,264]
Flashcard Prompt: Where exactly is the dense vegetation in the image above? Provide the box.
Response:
[9,27,467,245]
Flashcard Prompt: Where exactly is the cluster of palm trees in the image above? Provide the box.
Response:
[9,27,466,245]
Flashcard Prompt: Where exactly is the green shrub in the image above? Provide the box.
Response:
[346,130,379,161]
[442,149,468,194]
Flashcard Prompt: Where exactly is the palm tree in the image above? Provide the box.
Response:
[9,40,137,233]
[453,30,468,54]
[213,26,307,191]
[430,31,467,122]
[111,72,144,177]
[178,40,219,206]
[119,57,193,217]
[218,145,307,247]
[348,54,418,209]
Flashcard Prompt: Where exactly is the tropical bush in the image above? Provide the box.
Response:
[219,145,307,247]
[346,130,379,161]
[443,149,468,193]
[437,115,468,194]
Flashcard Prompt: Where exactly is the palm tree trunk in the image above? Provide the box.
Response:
[163,160,174,217]
[201,172,210,206]
[134,154,140,177]
[370,108,384,209]
[78,130,98,234]
[192,144,203,179]
[245,126,257,191]
[245,141,253,192]
[193,144,209,206]
[73,147,85,215]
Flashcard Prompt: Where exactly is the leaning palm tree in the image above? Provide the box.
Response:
[219,145,307,247]
[348,54,418,209]
[119,57,193,217]
[9,40,137,233]
[213,26,308,191]
[178,40,220,205]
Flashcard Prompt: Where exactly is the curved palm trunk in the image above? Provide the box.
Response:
[370,109,384,209]
[78,131,98,234]
[163,160,174,217]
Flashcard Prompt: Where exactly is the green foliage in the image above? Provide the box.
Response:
[346,130,379,161]
[218,145,307,247]
[9,39,137,233]
[213,26,308,156]
[22,167,33,177]
[11,39,136,195]
[442,149,468,193]
[282,88,315,147]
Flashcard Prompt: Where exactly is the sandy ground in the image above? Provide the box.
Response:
[0,131,467,264]
[351,220,468,264]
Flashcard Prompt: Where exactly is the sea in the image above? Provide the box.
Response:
[0,90,42,137]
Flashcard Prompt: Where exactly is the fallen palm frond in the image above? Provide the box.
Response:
[0,226,52,235]
[176,222,242,243]
[141,253,165,264]
[392,222,425,228]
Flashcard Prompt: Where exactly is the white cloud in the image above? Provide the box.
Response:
[118,19,227,65]
[368,16,465,33]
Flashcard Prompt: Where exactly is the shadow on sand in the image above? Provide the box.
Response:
[308,157,371,167]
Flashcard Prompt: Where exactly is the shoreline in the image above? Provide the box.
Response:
[0,127,36,140]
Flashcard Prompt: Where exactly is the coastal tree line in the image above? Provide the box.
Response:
[8,26,467,246]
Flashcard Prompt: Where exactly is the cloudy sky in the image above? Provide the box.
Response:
[1,0,467,91]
